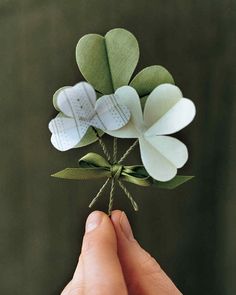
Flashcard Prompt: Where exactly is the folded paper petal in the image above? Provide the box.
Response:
[49,113,88,151]
[107,86,142,138]
[139,137,177,181]
[56,82,96,119]
[130,66,175,97]
[145,98,196,136]
[145,135,188,168]
[53,86,70,112]
[144,84,183,127]
[93,94,130,130]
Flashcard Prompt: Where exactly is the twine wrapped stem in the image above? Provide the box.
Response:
[92,127,111,162]
[91,130,139,213]
[89,178,110,208]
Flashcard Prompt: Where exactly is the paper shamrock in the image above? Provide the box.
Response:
[49,82,130,151]
[107,84,195,181]
[49,28,196,214]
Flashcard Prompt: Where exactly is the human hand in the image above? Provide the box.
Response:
[61,210,182,295]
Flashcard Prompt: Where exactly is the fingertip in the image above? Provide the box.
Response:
[111,210,123,223]
[85,210,108,233]
[111,210,135,241]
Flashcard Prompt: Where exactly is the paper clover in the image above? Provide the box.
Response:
[49,28,196,214]
[107,84,195,181]
[49,82,130,151]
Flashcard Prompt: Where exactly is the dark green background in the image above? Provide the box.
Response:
[1,1,236,294]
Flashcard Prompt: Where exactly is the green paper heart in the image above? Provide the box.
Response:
[130,65,175,98]
[76,28,139,94]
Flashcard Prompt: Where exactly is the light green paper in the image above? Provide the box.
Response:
[75,127,103,148]
[153,176,194,189]
[130,65,175,97]
[76,28,139,94]
[52,167,110,180]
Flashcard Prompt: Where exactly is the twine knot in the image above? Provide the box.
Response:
[111,164,123,180]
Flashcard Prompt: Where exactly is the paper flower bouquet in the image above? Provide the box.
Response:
[49,28,196,214]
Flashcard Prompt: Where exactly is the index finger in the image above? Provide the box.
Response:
[65,211,128,295]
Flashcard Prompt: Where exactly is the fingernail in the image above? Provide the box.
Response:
[120,212,134,240]
[85,211,103,233]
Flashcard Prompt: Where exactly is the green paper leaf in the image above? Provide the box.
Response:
[52,167,110,180]
[75,127,103,148]
[76,28,139,94]
[140,95,148,109]
[130,65,175,97]
[152,176,194,189]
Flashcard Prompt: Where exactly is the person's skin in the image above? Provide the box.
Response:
[61,210,182,295]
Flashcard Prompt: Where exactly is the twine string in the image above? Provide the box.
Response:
[92,127,111,162]
[89,178,110,208]
[118,139,139,164]
[118,180,139,211]
[108,178,115,216]
[89,131,139,213]
[113,137,117,163]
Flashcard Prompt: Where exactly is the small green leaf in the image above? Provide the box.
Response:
[153,175,194,189]
[75,127,103,148]
[76,28,139,94]
[130,65,174,97]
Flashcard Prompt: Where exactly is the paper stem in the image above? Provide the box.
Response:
[108,178,115,216]
[118,139,139,164]
[92,127,111,162]
[89,178,110,208]
[113,137,118,164]
[118,180,139,211]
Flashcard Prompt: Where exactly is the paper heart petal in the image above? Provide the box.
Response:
[56,82,96,119]
[144,84,183,127]
[92,94,130,130]
[49,113,89,151]
[53,86,70,112]
[145,98,196,136]
[145,135,188,168]
[139,137,177,181]
[106,86,142,138]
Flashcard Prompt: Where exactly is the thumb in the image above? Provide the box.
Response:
[65,211,127,295]
[111,210,182,295]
